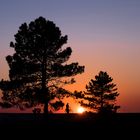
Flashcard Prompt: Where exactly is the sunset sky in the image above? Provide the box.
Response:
[0,0,140,113]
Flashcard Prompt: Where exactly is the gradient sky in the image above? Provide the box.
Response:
[0,0,140,113]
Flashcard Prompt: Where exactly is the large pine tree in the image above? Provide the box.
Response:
[0,17,84,114]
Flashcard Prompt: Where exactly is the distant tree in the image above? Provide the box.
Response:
[79,71,120,114]
[0,17,84,114]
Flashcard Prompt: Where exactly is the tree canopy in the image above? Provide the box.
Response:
[0,17,85,114]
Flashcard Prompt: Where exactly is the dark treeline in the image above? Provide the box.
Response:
[0,17,120,118]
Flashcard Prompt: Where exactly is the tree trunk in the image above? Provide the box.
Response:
[42,83,49,115]
[44,100,49,115]
[43,87,49,115]
[100,94,103,110]
[41,52,49,115]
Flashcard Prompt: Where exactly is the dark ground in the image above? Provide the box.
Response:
[0,113,140,138]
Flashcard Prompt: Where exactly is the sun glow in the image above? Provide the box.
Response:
[77,107,85,113]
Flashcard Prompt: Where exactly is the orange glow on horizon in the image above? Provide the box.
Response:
[77,107,85,113]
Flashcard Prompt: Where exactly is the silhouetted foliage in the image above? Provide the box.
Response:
[73,90,84,99]
[32,108,41,114]
[0,17,84,114]
[50,100,64,111]
[79,71,120,114]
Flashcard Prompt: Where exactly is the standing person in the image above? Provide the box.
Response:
[65,103,70,114]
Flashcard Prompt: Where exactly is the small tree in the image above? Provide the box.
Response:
[80,71,120,114]
[0,17,84,114]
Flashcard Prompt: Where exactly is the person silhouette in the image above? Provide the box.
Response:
[65,103,70,114]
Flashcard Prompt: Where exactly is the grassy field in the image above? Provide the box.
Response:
[0,113,139,138]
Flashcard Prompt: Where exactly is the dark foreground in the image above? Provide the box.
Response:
[0,113,140,138]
